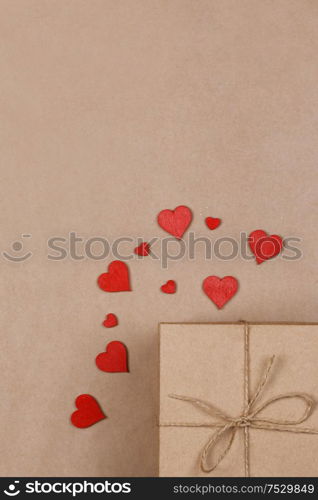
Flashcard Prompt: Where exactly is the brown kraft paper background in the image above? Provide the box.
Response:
[159,323,318,477]
[0,0,317,476]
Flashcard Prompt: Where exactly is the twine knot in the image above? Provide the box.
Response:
[234,416,251,427]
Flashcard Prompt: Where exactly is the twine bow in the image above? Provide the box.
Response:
[160,323,318,476]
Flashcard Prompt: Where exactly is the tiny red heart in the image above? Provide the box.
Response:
[249,230,283,264]
[203,276,238,309]
[97,261,131,292]
[134,242,150,256]
[161,280,176,294]
[157,205,192,239]
[103,313,118,328]
[96,341,128,373]
[205,217,221,230]
[70,394,106,428]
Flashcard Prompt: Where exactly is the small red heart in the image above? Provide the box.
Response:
[97,260,131,292]
[96,341,128,373]
[70,394,106,428]
[249,230,283,264]
[161,280,176,294]
[203,276,238,309]
[157,205,192,239]
[134,242,150,256]
[205,217,221,230]
[103,313,118,328]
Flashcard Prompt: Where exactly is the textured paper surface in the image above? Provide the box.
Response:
[1,1,318,476]
[159,323,318,477]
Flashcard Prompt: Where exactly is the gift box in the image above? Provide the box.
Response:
[159,322,318,477]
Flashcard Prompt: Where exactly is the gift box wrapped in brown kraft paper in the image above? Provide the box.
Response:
[159,322,318,477]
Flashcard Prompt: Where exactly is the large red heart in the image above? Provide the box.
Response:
[249,230,283,264]
[95,341,128,373]
[157,205,192,239]
[70,394,106,428]
[97,261,131,292]
[203,276,238,309]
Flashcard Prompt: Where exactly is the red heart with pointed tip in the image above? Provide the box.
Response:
[157,205,192,239]
[161,280,176,294]
[103,313,118,328]
[134,242,150,256]
[205,217,221,230]
[71,394,106,428]
[96,341,128,373]
[249,230,283,264]
[203,276,238,309]
[97,261,131,292]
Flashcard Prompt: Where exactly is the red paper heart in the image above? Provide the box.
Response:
[96,341,128,373]
[161,280,176,294]
[97,261,131,292]
[249,230,283,264]
[70,394,106,428]
[103,313,118,328]
[157,205,192,239]
[203,276,238,309]
[134,242,150,256]
[205,217,221,230]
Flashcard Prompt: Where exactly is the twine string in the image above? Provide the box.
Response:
[243,320,250,476]
[160,322,318,475]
